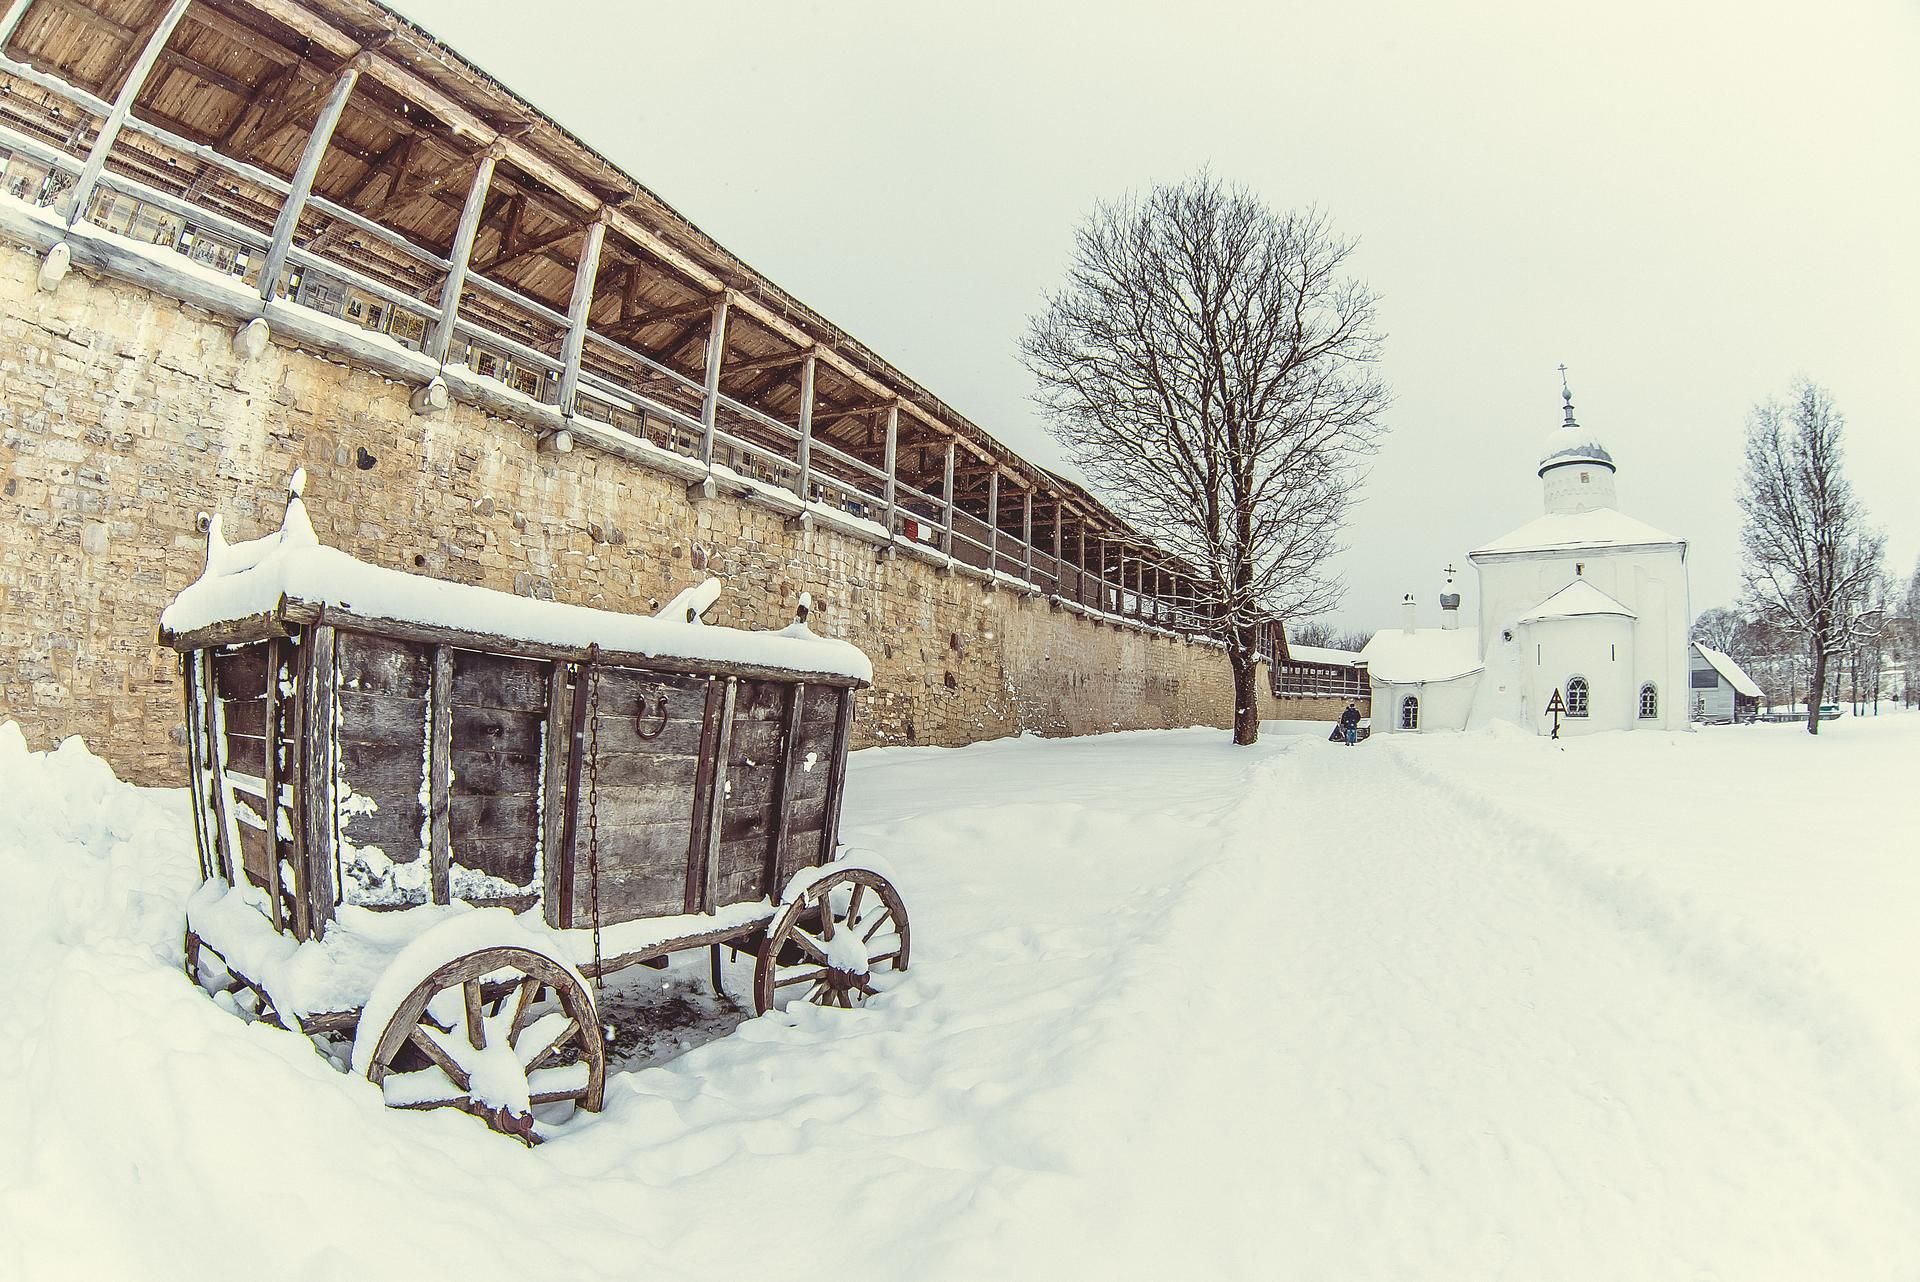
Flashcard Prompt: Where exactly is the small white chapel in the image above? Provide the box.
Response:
[1361,378,1692,736]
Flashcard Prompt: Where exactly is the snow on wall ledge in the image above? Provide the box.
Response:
[0,240,1275,784]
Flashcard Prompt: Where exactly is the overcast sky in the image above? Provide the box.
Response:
[392,0,1918,634]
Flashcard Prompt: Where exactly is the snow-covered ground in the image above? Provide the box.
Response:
[2,714,1917,1279]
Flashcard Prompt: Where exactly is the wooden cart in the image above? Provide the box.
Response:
[163,475,910,1141]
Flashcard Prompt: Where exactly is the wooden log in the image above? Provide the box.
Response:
[698,296,730,467]
[794,351,817,501]
[258,59,363,300]
[311,615,863,690]
[680,678,722,916]
[557,213,608,415]
[59,0,191,226]
[428,644,452,906]
[427,146,499,364]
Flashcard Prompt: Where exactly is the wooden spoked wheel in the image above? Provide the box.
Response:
[754,869,910,1015]
[361,947,606,1144]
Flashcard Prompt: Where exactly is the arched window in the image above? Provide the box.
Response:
[1400,695,1419,730]
[1639,683,1658,719]
[1565,676,1589,718]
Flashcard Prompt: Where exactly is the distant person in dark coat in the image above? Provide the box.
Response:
[1339,702,1361,746]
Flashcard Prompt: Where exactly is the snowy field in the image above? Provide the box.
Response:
[2,713,1917,1280]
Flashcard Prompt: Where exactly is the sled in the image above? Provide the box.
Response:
[162,473,910,1141]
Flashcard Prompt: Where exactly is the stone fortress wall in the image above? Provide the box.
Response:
[0,248,1317,785]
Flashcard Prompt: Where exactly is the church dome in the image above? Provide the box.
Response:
[1536,380,1614,477]
[1537,428,1614,477]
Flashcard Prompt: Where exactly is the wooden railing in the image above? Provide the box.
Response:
[0,24,1222,639]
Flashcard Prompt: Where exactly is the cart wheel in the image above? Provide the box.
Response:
[359,946,605,1144]
[754,868,910,1015]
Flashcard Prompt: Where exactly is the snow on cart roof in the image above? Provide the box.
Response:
[160,473,873,684]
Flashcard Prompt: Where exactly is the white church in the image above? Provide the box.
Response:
[1360,381,1691,736]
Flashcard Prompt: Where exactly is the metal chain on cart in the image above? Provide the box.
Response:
[585,659,604,1002]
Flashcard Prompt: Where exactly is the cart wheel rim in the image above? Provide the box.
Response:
[362,945,606,1142]
[753,869,910,1015]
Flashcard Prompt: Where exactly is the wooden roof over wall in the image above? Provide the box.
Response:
[1,0,1191,564]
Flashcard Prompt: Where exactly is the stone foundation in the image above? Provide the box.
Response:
[0,243,1280,784]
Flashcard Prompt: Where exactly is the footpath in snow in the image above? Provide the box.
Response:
[0,716,1916,1279]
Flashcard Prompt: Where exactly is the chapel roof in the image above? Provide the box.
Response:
[1470,507,1683,558]
[1693,643,1764,699]
[1358,628,1484,684]
[1519,580,1638,624]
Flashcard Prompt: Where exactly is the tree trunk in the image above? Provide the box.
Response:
[1229,629,1260,746]
[1806,647,1828,735]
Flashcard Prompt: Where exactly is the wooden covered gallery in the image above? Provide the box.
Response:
[0,0,1215,630]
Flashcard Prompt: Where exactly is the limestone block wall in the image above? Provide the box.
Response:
[0,244,1254,784]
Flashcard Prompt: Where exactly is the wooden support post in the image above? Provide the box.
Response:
[986,469,999,576]
[427,643,452,906]
[300,623,337,935]
[60,0,192,228]
[557,212,608,415]
[1077,526,1087,604]
[197,651,235,884]
[793,350,817,501]
[882,403,899,537]
[538,662,573,929]
[941,440,956,555]
[0,0,37,48]
[1022,486,1033,584]
[819,687,855,863]
[1052,499,1063,580]
[257,58,362,301]
[699,678,738,914]
[180,654,212,884]
[698,295,730,468]
[261,638,285,932]
[427,146,498,364]
[767,681,804,893]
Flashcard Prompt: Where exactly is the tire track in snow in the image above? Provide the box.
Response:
[1240,740,1920,1279]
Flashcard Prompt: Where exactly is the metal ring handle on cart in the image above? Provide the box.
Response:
[635,691,669,740]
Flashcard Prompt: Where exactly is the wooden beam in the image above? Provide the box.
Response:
[697,295,729,466]
[720,346,811,379]
[60,0,191,228]
[475,218,581,276]
[257,58,361,301]
[157,48,250,99]
[427,145,497,363]
[1022,486,1033,581]
[557,211,608,414]
[986,469,999,574]
[607,295,721,335]
[184,4,299,66]
[794,351,816,501]
[942,439,956,555]
[0,0,33,47]
[882,403,898,536]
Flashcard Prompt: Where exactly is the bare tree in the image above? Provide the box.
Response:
[1023,174,1388,744]
[1289,618,1341,648]
[1737,380,1886,734]
[1689,606,1750,656]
